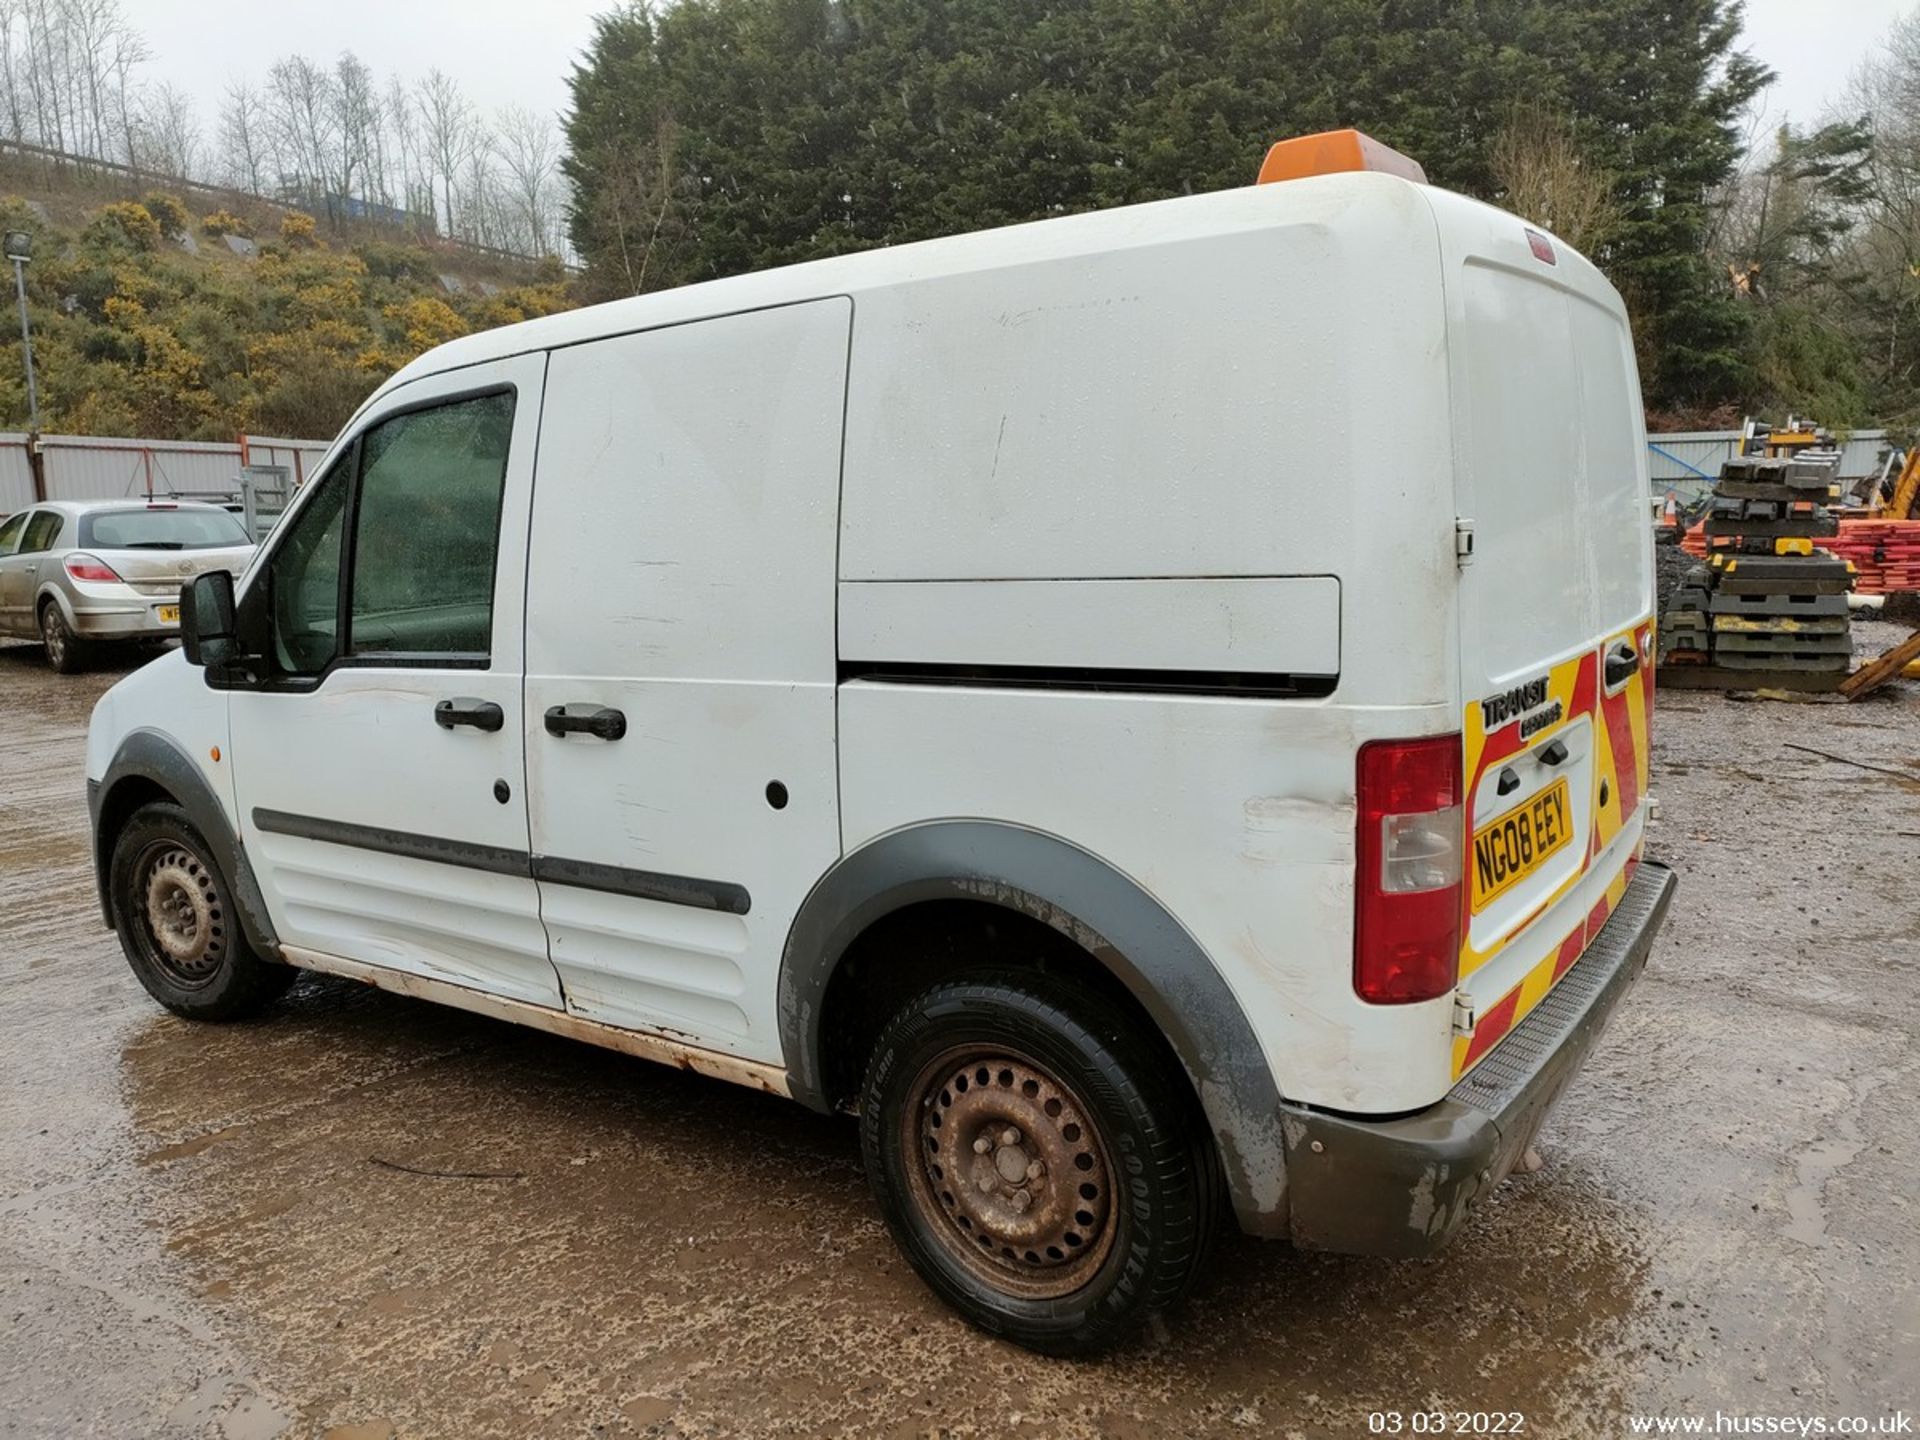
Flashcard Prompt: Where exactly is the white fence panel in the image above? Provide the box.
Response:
[0,437,33,510]
[1647,429,1891,502]
[0,431,330,511]
[40,434,244,500]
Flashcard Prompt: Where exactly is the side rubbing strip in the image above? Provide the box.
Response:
[249,808,751,915]
[252,808,530,876]
[837,661,1335,699]
[531,855,751,915]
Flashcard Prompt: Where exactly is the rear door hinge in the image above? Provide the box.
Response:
[1454,517,1476,566]
[1452,991,1477,1037]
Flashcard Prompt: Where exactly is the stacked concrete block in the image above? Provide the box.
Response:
[1659,449,1855,686]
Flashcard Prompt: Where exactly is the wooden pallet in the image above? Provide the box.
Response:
[1840,628,1920,700]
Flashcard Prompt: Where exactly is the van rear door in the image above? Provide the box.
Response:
[1432,198,1655,1078]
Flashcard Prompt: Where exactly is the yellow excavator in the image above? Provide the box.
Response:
[1878,445,1920,520]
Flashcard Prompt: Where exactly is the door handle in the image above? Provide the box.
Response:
[1604,641,1638,688]
[544,704,627,741]
[434,697,504,732]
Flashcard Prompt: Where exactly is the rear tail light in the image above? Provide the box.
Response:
[64,553,122,583]
[1355,734,1464,1004]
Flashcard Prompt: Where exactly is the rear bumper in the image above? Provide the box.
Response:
[1277,860,1676,1258]
[71,611,176,639]
[68,595,177,639]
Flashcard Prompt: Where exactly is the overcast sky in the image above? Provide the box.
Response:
[125,0,1912,144]
[130,0,607,129]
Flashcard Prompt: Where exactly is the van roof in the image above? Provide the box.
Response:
[381,171,1617,401]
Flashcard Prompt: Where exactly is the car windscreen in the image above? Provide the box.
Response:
[80,508,250,550]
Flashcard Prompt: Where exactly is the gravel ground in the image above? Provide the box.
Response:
[2,631,1916,1439]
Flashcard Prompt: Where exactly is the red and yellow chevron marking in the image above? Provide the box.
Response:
[1591,619,1652,848]
[1451,853,1641,1076]
[1459,649,1594,981]
[1454,620,1653,1079]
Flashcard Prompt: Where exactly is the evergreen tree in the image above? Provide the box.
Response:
[563,0,1768,408]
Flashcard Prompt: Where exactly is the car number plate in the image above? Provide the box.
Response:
[157,604,179,624]
[1471,777,1571,912]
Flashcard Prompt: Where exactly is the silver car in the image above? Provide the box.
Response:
[0,500,255,672]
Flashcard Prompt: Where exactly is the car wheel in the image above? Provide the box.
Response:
[109,801,296,1021]
[39,602,85,674]
[860,971,1220,1356]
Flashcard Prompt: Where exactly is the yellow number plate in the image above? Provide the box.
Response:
[1471,777,1571,912]
[157,605,179,624]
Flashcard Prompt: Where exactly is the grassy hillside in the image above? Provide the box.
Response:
[0,183,578,443]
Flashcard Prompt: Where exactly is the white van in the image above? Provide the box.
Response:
[86,131,1673,1355]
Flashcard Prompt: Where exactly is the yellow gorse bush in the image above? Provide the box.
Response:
[0,192,580,442]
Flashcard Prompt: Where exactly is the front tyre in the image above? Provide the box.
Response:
[860,972,1219,1356]
[109,801,296,1021]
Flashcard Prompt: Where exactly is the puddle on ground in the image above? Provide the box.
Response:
[120,973,1660,1438]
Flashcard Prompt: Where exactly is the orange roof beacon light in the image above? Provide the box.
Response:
[1255,128,1428,187]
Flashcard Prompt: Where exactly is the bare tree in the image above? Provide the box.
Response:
[266,54,338,207]
[0,0,565,263]
[132,79,199,177]
[570,103,680,294]
[65,0,124,159]
[1833,16,1920,402]
[359,59,393,208]
[1846,14,1920,281]
[1489,103,1622,255]
[494,103,559,254]
[217,79,268,191]
[0,0,28,142]
[417,67,470,237]
[105,18,143,168]
[22,0,66,153]
[385,75,427,221]
[333,51,378,208]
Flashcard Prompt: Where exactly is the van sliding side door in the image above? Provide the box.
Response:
[522,298,851,1063]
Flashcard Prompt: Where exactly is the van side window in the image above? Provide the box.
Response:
[347,392,513,658]
[265,465,350,676]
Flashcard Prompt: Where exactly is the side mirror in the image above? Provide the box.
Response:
[181,569,236,668]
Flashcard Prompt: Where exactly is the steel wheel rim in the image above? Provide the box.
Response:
[903,1045,1118,1300]
[131,840,227,988]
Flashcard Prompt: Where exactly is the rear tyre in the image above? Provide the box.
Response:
[109,801,296,1021]
[39,602,86,674]
[860,971,1219,1356]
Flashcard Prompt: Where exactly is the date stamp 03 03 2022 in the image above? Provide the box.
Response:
[1364,1412,1916,1437]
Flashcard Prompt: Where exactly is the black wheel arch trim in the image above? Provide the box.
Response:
[777,820,1290,1235]
[90,728,282,960]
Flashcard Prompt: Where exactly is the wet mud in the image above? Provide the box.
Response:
[2,634,1915,1436]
